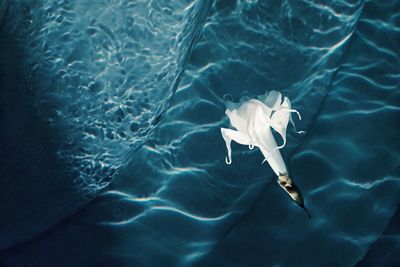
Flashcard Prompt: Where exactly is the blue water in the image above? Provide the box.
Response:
[0,0,399,266]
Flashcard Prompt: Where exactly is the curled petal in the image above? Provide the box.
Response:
[261,152,270,165]
[270,97,302,149]
[274,132,286,151]
[284,108,301,120]
[270,110,290,149]
[289,110,305,134]
[223,94,233,102]
[221,128,251,165]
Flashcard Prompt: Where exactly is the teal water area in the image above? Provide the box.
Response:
[0,0,399,266]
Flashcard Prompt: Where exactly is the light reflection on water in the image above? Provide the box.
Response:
[0,0,399,266]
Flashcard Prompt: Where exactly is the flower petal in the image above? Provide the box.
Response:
[225,109,247,133]
[290,113,305,134]
[257,90,283,110]
[220,128,252,164]
[221,91,297,176]
[270,97,302,149]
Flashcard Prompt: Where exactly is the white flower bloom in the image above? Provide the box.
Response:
[221,90,301,176]
[221,90,310,217]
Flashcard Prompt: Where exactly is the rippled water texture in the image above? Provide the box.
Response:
[1,0,399,266]
[0,0,211,250]
[7,0,211,192]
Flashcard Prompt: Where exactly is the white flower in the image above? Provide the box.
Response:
[221,90,302,176]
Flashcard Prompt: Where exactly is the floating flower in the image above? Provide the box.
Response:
[221,90,310,217]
